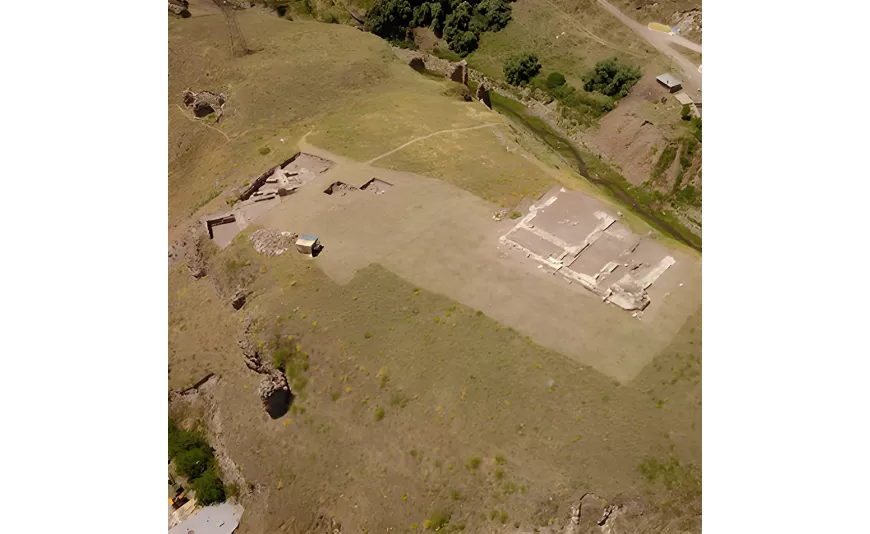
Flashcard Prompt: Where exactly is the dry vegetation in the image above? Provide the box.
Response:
[169,230,701,532]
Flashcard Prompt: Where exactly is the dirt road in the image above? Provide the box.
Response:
[595,0,702,95]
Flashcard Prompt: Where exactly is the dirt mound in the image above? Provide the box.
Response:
[249,229,298,256]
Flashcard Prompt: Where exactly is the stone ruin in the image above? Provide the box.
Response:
[408,57,425,72]
[168,0,190,17]
[476,83,492,109]
[202,153,334,249]
[499,187,679,313]
[449,60,469,86]
[182,89,227,120]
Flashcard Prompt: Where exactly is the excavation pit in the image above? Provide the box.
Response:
[360,178,393,195]
[323,182,358,197]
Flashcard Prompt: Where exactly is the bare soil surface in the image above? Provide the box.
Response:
[253,139,700,383]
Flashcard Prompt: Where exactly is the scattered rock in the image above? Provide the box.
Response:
[476,83,492,109]
[169,225,209,278]
[249,229,298,256]
[408,57,425,72]
[182,89,227,120]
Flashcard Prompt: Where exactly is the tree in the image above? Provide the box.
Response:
[546,71,566,89]
[476,0,512,31]
[582,57,641,97]
[503,52,541,86]
[450,30,480,56]
[367,0,414,40]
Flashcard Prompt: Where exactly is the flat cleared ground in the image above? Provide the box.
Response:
[254,141,700,383]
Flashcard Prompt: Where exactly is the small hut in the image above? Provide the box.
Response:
[656,73,683,93]
[295,234,321,255]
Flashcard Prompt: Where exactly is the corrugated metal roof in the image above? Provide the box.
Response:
[168,502,244,534]
[656,73,682,87]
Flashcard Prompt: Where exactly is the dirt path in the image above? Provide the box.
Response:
[366,123,497,164]
[595,0,702,95]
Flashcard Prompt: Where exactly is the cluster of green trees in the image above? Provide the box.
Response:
[499,54,642,125]
[169,421,227,506]
[581,57,641,97]
[367,0,514,56]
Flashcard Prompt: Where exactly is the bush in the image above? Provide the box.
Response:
[191,467,226,505]
[546,71,566,89]
[426,509,452,530]
[582,57,641,98]
[503,52,541,86]
[175,447,211,480]
[690,116,702,142]
[169,420,226,506]
[466,456,481,470]
[681,104,691,120]
[258,146,271,155]
[374,407,385,421]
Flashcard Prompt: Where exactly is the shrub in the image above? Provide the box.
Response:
[509,211,522,219]
[582,57,641,97]
[375,407,386,421]
[652,143,678,178]
[546,72,566,89]
[503,52,541,86]
[191,467,225,505]
[258,146,271,155]
[690,116,702,142]
[175,447,211,479]
[390,391,410,408]
[426,509,451,530]
[494,454,506,465]
[169,420,226,506]
[681,104,691,120]
[466,456,481,470]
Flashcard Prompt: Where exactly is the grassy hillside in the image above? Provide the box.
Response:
[169,10,570,232]
[169,231,701,532]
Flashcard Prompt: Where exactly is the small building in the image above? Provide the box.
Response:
[169,502,244,534]
[656,73,683,93]
[295,234,321,255]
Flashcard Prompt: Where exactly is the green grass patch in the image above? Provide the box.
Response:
[652,143,678,179]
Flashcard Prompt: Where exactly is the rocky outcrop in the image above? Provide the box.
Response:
[168,3,191,17]
[168,225,209,278]
[408,57,425,72]
[476,83,491,108]
[182,89,227,120]
[449,60,468,86]
[230,288,248,310]
[258,370,291,419]
[237,318,292,418]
